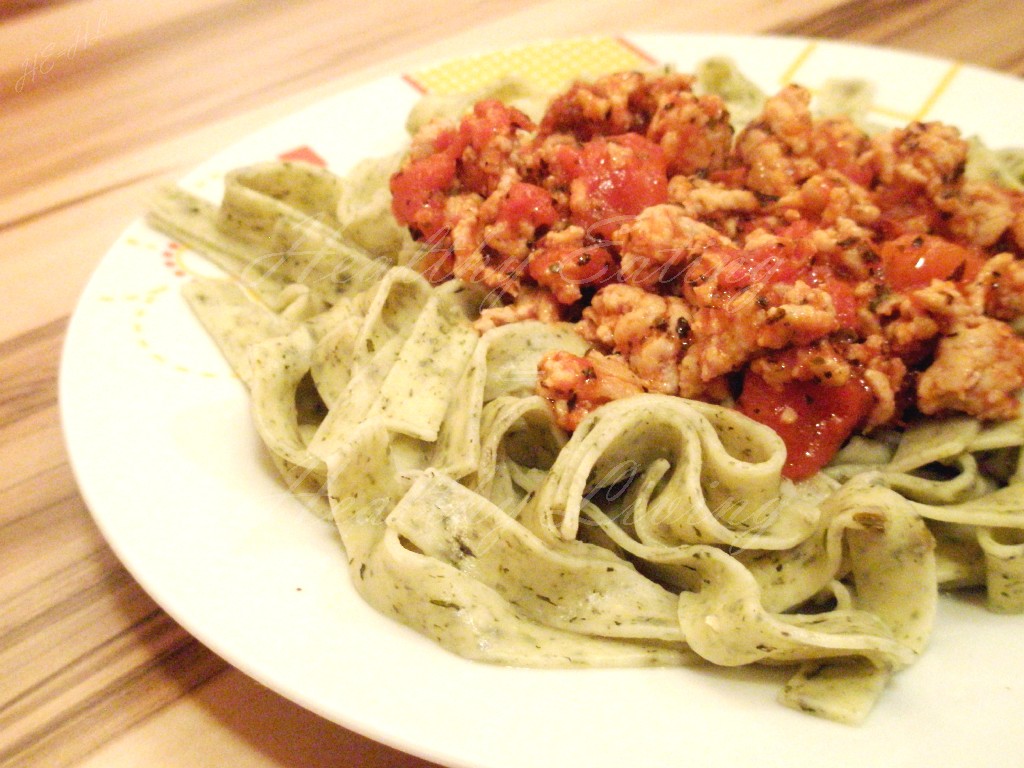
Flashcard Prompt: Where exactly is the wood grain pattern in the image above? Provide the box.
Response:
[0,323,227,768]
[0,1,1020,766]
[0,2,77,23]
[776,0,1024,74]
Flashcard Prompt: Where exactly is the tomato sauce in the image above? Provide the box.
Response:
[390,71,1024,480]
[738,373,875,480]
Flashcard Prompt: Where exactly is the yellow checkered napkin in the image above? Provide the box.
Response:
[405,36,657,94]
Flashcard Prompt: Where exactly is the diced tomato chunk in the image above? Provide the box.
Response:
[545,141,583,183]
[716,240,810,292]
[389,152,457,240]
[528,237,617,304]
[775,218,816,240]
[497,182,559,230]
[571,133,668,239]
[880,233,984,292]
[873,187,942,240]
[738,372,875,480]
[458,99,534,154]
[708,167,747,187]
[807,266,862,328]
[815,131,874,187]
[431,124,464,156]
[453,100,534,195]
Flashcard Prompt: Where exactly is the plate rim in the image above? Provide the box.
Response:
[60,31,1024,768]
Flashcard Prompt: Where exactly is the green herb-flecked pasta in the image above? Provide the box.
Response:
[147,60,1024,726]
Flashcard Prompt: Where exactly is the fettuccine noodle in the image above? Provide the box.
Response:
[147,61,1024,724]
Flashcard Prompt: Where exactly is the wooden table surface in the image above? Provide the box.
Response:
[2,1,1023,766]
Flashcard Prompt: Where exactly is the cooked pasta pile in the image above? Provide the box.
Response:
[149,59,1024,724]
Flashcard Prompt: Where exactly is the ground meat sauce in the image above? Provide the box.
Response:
[390,71,1024,480]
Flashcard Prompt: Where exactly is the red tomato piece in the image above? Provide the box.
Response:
[880,233,984,292]
[716,240,809,292]
[455,100,534,195]
[738,373,875,481]
[389,152,457,240]
[775,218,816,240]
[528,237,617,304]
[277,145,328,167]
[814,129,874,188]
[545,141,584,183]
[708,167,747,187]
[807,266,862,328]
[571,133,668,240]
[873,187,942,240]
[458,99,534,154]
[497,182,559,230]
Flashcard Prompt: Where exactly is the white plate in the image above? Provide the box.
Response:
[61,34,1024,768]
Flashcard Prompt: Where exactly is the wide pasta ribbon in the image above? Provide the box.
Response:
[152,118,1005,725]
[307,267,478,453]
[977,527,1024,613]
[654,476,933,723]
[324,421,693,667]
[830,413,1024,611]
[472,394,567,514]
[182,278,300,386]
[148,161,387,307]
[388,470,686,643]
[524,394,817,549]
[434,321,588,479]
[240,266,479,503]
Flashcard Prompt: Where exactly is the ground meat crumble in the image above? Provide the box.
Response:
[390,69,1024,479]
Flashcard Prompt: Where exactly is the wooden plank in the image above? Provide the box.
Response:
[74,668,443,768]
[775,0,1024,74]
[0,319,63,428]
[2,2,1020,766]
[0,612,225,768]
[0,327,228,768]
